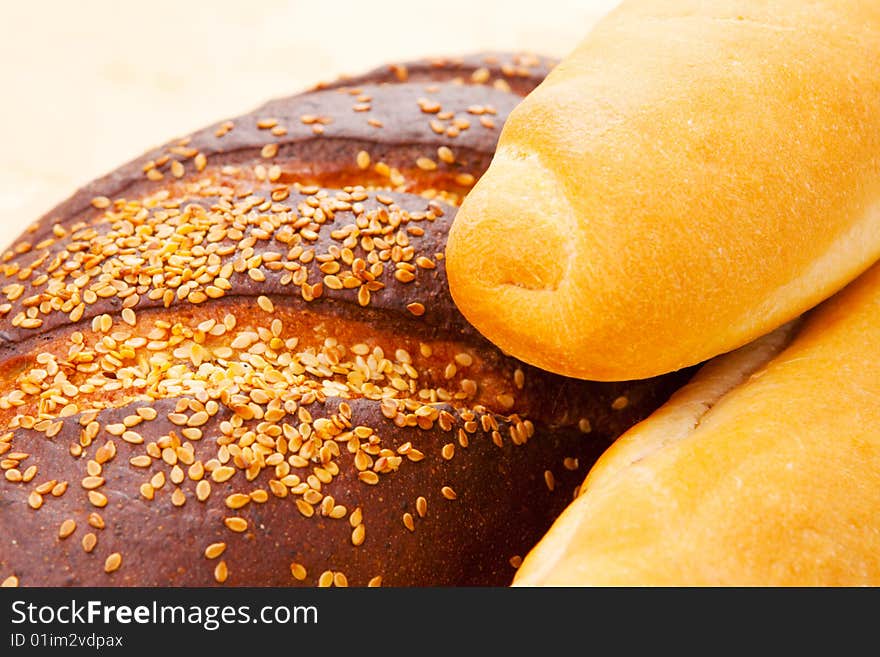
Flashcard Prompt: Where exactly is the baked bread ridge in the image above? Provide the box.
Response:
[445,0,880,382]
[0,52,690,588]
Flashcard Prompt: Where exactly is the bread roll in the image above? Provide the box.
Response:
[514,262,880,586]
[0,53,692,587]
[446,0,880,381]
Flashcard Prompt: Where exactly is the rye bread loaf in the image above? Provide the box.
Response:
[0,53,691,587]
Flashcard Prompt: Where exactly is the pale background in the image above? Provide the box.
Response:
[0,0,620,246]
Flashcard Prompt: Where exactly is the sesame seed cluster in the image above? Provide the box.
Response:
[0,52,691,588]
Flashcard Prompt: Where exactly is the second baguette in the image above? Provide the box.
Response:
[514,261,880,585]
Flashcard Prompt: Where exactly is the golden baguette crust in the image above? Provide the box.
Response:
[446,0,880,380]
[514,263,880,586]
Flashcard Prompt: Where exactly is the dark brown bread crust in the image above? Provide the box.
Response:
[0,398,640,586]
[0,53,692,588]
[315,51,559,96]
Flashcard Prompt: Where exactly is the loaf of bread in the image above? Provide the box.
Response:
[0,53,691,587]
[446,0,880,381]
[514,261,880,585]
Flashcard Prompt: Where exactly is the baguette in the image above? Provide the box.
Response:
[514,263,880,585]
[445,0,880,381]
[0,53,691,587]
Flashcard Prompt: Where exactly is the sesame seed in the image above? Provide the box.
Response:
[95,441,116,464]
[318,570,333,587]
[351,523,365,546]
[188,411,209,427]
[357,285,370,307]
[27,491,43,509]
[563,457,579,471]
[214,560,229,584]
[416,496,427,518]
[82,533,97,553]
[226,493,250,510]
[578,418,592,433]
[544,470,556,492]
[416,157,437,171]
[58,518,76,539]
[441,486,457,500]
[367,576,382,587]
[358,471,379,485]
[150,471,165,489]
[356,151,371,170]
[261,143,279,159]
[417,98,441,113]
[88,491,108,507]
[406,302,425,316]
[212,466,235,482]
[224,517,248,533]
[196,480,211,501]
[257,296,274,313]
[394,269,415,283]
[612,396,629,410]
[402,512,415,532]
[1,576,19,587]
[290,563,307,581]
[509,555,523,569]
[104,553,122,573]
[170,465,185,485]
[81,476,104,490]
[35,480,55,495]
[441,443,455,460]
[471,67,491,83]
[122,431,143,445]
[205,543,226,560]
